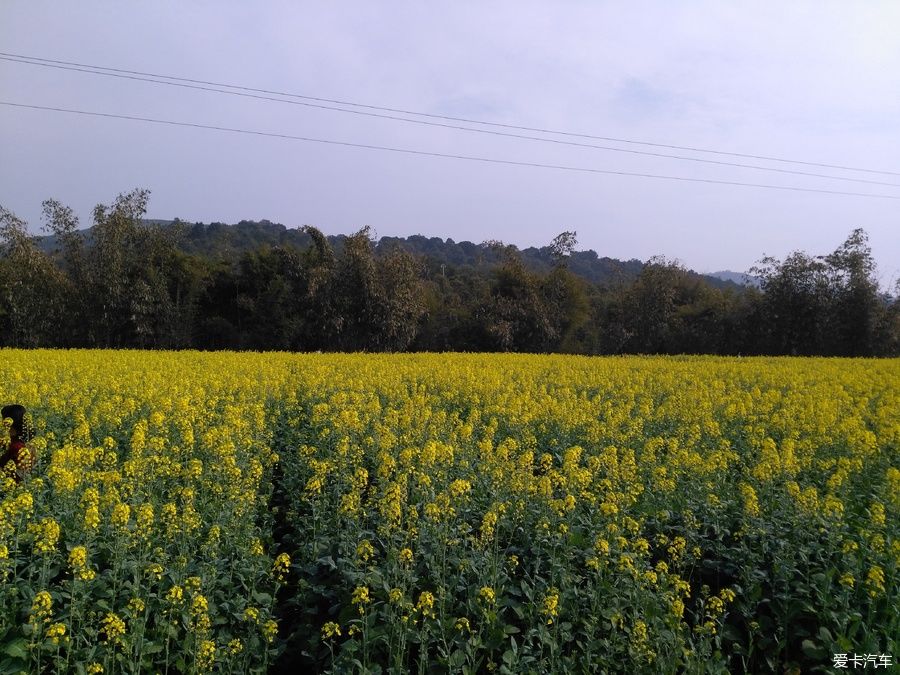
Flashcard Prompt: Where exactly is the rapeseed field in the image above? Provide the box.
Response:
[0,352,896,673]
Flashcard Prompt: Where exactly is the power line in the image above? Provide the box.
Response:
[2,50,898,179]
[3,100,899,201]
[4,56,899,190]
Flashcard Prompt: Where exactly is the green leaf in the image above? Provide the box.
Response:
[1,640,27,660]
[0,656,28,675]
[252,592,272,605]
[801,639,824,659]
[317,555,337,569]
[449,650,466,668]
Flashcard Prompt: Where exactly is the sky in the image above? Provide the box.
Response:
[1,1,899,286]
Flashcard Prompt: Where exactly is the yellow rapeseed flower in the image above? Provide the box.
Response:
[542,588,560,625]
[866,565,885,597]
[356,540,375,563]
[197,639,216,671]
[100,612,126,646]
[272,552,291,581]
[321,622,341,639]
[262,619,278,643]
[478,586,496,605]
[416,591,436,619]
[351,586,371,614]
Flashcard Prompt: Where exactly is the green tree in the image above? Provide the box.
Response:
[750,229,883,356]
[43,189,197,347]
[541,231,590,352]
[824,228,881,355]
[874,281,900,356]
[0,206,67,346]
[548,230,578,264]
[481,241,557,352]
[331,227,380,350]
[621,256,684,353]
[371,247,425,351]
[751,251,831,355]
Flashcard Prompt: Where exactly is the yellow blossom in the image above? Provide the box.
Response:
[351,585,371,614]
[197,639,216,671]
[416,591,436,619]
[100,612,126,646]
[321,622,341,639]
[478,586,496,605]
[262,619,278,643]
[356,539,375,563]
[866,565,885,597]
[272,552,291,581]
[541,588,559,625]
[46,622,67,644]
[166,585,184,605]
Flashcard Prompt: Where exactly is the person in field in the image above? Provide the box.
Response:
[1,404,34,483]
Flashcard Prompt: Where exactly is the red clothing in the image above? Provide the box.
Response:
[1,439,31,482]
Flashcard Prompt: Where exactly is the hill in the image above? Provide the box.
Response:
[35,218,742,290]
[708,270,761,288]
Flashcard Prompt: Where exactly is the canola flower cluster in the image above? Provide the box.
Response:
[0,350,286,673]
[277,353,898,673]
[1,351,897,673]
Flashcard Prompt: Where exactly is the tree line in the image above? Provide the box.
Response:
[1,189,897,356]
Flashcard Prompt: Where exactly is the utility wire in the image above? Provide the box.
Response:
[3,55,899,189]
[2,50,898,178]
[3,100,898,201]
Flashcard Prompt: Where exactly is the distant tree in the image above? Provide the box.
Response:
[620,256,684,353]
[0,206,67,346]
[371,247,425,351]
[42,189,195,347]
[231,246,303,349]
[750,229,883,356]
[6,193,898,356]
[824,228,881,355]
[40,197,88,342]
[480,243,556,352]
[541,267,590,352]
[549,230,578,265]
[162,251,209,348]
[414,271,491,351]
[294,225,339,349]
[751,250,831,355]
[874,281,900,356]
[668,281,731,354]
[331,227,379,350]
[195,262,242,349]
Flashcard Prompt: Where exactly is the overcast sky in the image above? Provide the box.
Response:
[2,2,898,285]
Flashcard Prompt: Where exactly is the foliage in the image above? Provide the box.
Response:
[270,353,898,673]
[0,351,285,673]
[2,192,899,356]
[1,352,897,673]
